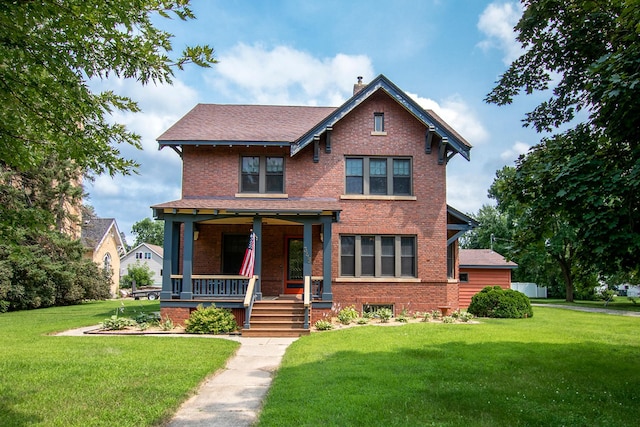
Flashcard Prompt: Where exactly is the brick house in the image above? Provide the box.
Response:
[458,249,518,308]
[152,74,475,336]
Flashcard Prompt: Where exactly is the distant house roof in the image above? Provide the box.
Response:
[157,74,471,162]
[81,217,125,255]
[459,249,518,269]
[123,242,163,259]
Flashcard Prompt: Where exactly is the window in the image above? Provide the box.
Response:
[374,113,384,132]
[135,252,143,260]
[241,156,284,193]
[103,253,112,272]
[460,273,469,283]
[345,157,412,196]
[340,235,416,277]
[144,252,152,259]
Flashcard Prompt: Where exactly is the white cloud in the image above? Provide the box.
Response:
[206,43,374,105]
[407,92,489,145]
[477,1,524,64]
[500,141,530,161]
[85,78,198,243]
[447,169,493,214]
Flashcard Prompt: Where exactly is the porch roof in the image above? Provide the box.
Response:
[152,196,341,218]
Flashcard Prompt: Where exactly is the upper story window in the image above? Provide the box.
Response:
[144,252,152,259]
[374,113,384,132]
[135,252,143,260]
[345,157,412,196]
[241,156,284,193]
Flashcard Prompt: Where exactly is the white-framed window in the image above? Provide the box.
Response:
[135,252,143,260]
[240,156,284,193]
[144,252,152,259]
[340,235,416,277]
[345,157,411,196]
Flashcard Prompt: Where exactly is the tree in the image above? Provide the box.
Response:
[0,1,213,311]
[120,262,155,289]
[131,218,164,247]
[460,205,512,254]
[0,0,216,175]
[489,165,587,302]
[0,155,112,311]
[486,0,640,276]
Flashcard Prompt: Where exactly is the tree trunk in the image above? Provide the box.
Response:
[558,259,574,302]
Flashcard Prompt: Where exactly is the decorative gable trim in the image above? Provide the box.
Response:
[291,74,471,161]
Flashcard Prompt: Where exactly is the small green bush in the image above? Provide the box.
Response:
[314,319,333,330]
[337,305,359,325]
[101,315,137,330]
[356,317,368,325]
[442,316,455,323]
[185,304,238,334]
[376,307,393,323]
[468,286,533,319]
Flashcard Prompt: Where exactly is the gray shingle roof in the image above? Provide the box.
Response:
[459,249,518,269]
[157,104,336,144]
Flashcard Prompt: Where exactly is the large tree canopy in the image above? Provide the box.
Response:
[0,0,215,175]
[0,1,215,311]
[486,0,640,275]
[131,217,164,247]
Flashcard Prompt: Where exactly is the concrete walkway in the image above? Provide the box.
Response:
[166,336,297,427]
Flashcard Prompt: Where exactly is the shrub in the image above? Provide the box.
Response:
[468,286,533,319]
[314,319,333,330]
[337,305,359,325]
[442,316,455,323]
[120,262,155,289]
[185,304,238,334]
[376,307,393,323]
[102,315,137,330]
[356,317,368,325]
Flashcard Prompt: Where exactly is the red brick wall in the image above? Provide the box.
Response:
[160,307,191,326]
[180,89,453,310]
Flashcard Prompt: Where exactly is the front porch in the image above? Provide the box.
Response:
[152,198,340,335]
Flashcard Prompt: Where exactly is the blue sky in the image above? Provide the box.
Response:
[87,0,547,244]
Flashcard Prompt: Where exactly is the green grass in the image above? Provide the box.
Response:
[0,300,239,427]
[533,297,640,312]
[258,307,640,426]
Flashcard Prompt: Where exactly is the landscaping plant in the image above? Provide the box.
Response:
[468,285,533,318]
[184,304,238,334]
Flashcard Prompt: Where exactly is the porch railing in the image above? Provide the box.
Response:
[243,275,259,329]
[303,276,311,329]
[170,275,250,298]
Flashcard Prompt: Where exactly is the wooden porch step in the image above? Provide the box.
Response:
[242,300,310,337]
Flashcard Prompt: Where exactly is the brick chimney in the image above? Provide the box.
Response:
[353,76,365,95]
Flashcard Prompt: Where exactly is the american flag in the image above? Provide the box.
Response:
[239,231,256,277]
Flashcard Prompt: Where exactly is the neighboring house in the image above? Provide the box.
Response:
[459,249,518,308]
[120,243,164,286]
[81,217,126,296]
[152,74,476,335]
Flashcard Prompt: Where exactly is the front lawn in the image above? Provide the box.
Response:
[258,307,640,426]
[532,298,640,312]
[0,300,239,427]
